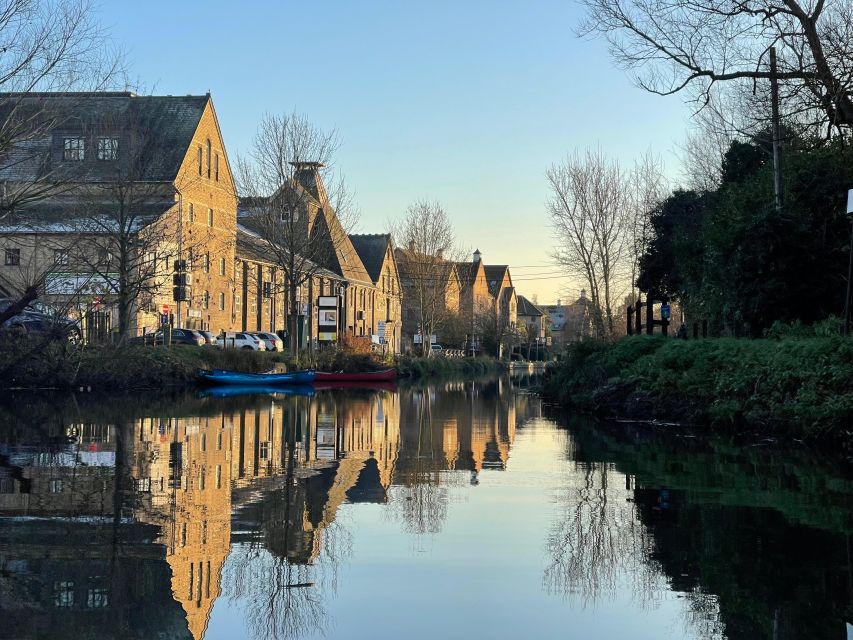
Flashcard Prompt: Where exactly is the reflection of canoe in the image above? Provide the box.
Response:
[314,369,397,383]
[199,384,315,398]
[198,369,315,385]
[313,381,398,393]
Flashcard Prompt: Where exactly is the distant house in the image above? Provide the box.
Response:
[543,290,593,347]
[517,295,544,340]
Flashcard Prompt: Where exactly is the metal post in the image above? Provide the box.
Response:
[845,218,853,335]
[770,47,784,215]
[627,305,633,335]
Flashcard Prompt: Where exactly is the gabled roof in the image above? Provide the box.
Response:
[0,92,209,183]
[484,265,510,296]
[0,200,174,234]
[455,260,483,287]
[517,295,543,317]
[349,233,392,284]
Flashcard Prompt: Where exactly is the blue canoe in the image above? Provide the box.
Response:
[199,368,316,385]
[199,384,315,398]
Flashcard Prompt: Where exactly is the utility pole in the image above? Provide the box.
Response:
[770,47,784,214]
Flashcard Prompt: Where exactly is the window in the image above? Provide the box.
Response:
[181,522,187,546]
[203,253,210,273]
[187,248,194,270]
[280,208,300,223]
[217,432,222,450]
[54,581,75,608]
[97,248,111,266]
[49,478,63,493]
[215,465,222,488]
[96,136,118,161]
[197,146,203,176]
[262,281,271,299]
[188,203,194,223]
[203,290,209,309]
[219,257,225,275]
[63,137,85,161]
[201,520,208,544]
[206,139,211,178]
[218,292,224,310]
[87,586,108,609]
[207,208,213,227]
[214,152,220,181]
[259,441,269,460]
[4,248,20,266]
[199,468,205,490]
[54,249,68,266]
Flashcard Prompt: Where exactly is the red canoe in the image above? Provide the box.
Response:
[313,368,398,383]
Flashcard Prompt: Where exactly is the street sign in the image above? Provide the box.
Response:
[160,313,169,326]
[378,320,386,335]
[660,304,671,320]
[161,303,170,315]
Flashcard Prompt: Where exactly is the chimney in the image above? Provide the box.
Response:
[557,298,561,307]
[408,240,416,252]
[289,161,326,202]
[473,249,481,263]
[436,248,444,259]
[580,289,587,300]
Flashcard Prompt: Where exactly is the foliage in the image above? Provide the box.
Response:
[542,335,853,441]
[638,136,853,336]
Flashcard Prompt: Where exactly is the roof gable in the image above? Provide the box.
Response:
[349,234,391,284]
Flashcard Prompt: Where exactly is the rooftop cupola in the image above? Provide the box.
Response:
[473,249,481,263]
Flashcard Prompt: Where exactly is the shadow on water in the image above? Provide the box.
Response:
[0,378,850,640]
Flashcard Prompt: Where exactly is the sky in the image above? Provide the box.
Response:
[98,0,693,303]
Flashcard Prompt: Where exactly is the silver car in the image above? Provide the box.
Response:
[251,331,284,352]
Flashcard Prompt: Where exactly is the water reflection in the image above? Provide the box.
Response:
[0,382,850,640]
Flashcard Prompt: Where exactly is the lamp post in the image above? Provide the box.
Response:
[844,189,853,335]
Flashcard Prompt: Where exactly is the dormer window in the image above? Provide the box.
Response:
[63,137,85,161]
[96,137,118,161]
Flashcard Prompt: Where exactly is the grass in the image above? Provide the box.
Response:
[0,336,501,389]
[542,335,853,442]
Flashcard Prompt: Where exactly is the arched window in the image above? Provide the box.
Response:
[206,139,211,178]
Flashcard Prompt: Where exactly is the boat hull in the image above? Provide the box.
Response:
[199,369,315,385]
[313,369,397,383]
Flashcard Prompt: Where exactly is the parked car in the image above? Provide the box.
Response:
[198,330,216,345]
[128,328,204,346]
[0,297,81,343]
[430,343,444,353]
[251,331,284,352]
[216,331,266,351]
[186,329,209,345]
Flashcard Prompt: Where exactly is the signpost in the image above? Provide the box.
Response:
[317,296,338,344]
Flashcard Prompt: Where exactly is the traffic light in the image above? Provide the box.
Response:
[173,259,191,302]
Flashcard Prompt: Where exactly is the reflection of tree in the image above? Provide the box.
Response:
[223,402,346,640]
[390,388,449,539]
[544,461,662,607]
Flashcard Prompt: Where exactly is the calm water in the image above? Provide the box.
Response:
[0,377,851,640]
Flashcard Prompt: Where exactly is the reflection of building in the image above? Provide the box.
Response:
[0,381,539,640]
[131,412,232,640]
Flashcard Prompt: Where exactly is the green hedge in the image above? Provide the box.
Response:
[542,336,853,440]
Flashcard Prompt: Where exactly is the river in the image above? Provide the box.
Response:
[0,377,850,640]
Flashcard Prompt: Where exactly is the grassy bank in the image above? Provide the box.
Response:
[542,335,853,442]
[0,335,501,389]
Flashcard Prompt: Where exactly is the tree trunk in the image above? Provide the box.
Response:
[0,285,38,326]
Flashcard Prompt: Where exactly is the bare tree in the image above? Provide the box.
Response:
[392,200,460,355]
[580,0,853,135]
[70,112,220,341]
[627,151,668,306]
[548,150,632,337]
[0,0,123,326]
[237,112,356,357]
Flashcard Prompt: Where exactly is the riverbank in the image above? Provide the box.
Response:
[541,335,853,446]
[0,335,502,389]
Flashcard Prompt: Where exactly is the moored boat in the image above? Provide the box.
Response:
[313,369,397,383]
[198,369,315,385]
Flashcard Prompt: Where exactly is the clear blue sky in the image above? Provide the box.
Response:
[100,0,691,302]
